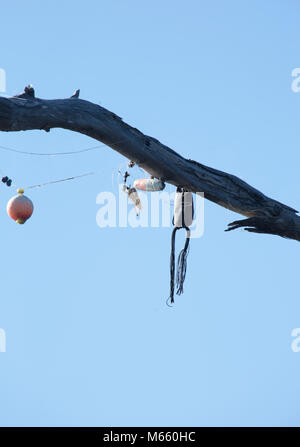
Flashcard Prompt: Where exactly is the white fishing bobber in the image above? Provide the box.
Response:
[173,190,194,228]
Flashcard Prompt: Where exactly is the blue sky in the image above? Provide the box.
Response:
[1,0,300,427]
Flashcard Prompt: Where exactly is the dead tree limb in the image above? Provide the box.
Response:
[0,86,299,241]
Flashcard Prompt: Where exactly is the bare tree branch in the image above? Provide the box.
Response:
[1,86,299,241]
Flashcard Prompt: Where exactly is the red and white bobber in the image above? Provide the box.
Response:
[133,178,165,192]
[7,189,34,224]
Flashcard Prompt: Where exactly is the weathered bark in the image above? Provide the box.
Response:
[0,86,299,241]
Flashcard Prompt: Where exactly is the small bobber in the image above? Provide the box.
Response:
[133,178,165,192]
[7,189,34,224]
[168,187,194,304]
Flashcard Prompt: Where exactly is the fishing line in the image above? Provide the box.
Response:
[25,172,97,190]
[0,135,135,157]
[0,142,106,156]
[0,135,135,191]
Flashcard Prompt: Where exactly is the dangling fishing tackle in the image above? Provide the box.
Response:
[7,189,34,224]
[1,176,12,187]
[134,177,165,192]
[168,187,194,304]
[121,170,142,216]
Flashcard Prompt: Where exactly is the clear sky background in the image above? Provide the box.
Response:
[1,0,300,427]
